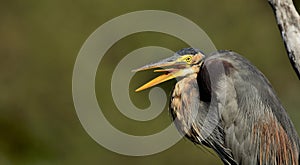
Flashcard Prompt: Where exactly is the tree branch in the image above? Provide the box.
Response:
[268,0,300,79]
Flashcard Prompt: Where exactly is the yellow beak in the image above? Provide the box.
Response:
[134,69,183,92]
[132,56,186,92]
[133,52,205,92]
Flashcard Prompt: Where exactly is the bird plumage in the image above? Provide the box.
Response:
[170,49,300,165]
[134,48,300,165]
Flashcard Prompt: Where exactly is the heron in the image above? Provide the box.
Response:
[134,48,300,165]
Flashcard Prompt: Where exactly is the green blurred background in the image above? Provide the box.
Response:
[1,0,300,165]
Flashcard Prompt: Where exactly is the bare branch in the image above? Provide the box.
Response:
[268,0,300,79]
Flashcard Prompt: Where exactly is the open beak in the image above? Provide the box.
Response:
[132,56,186,92]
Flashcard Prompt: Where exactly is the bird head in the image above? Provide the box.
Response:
[133,48,205,92]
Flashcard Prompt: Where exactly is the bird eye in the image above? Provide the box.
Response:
[185,56,192,63]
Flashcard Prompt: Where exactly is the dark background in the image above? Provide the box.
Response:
[1,0,299,165]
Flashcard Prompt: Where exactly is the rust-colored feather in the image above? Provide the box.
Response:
[253,114,298,165]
